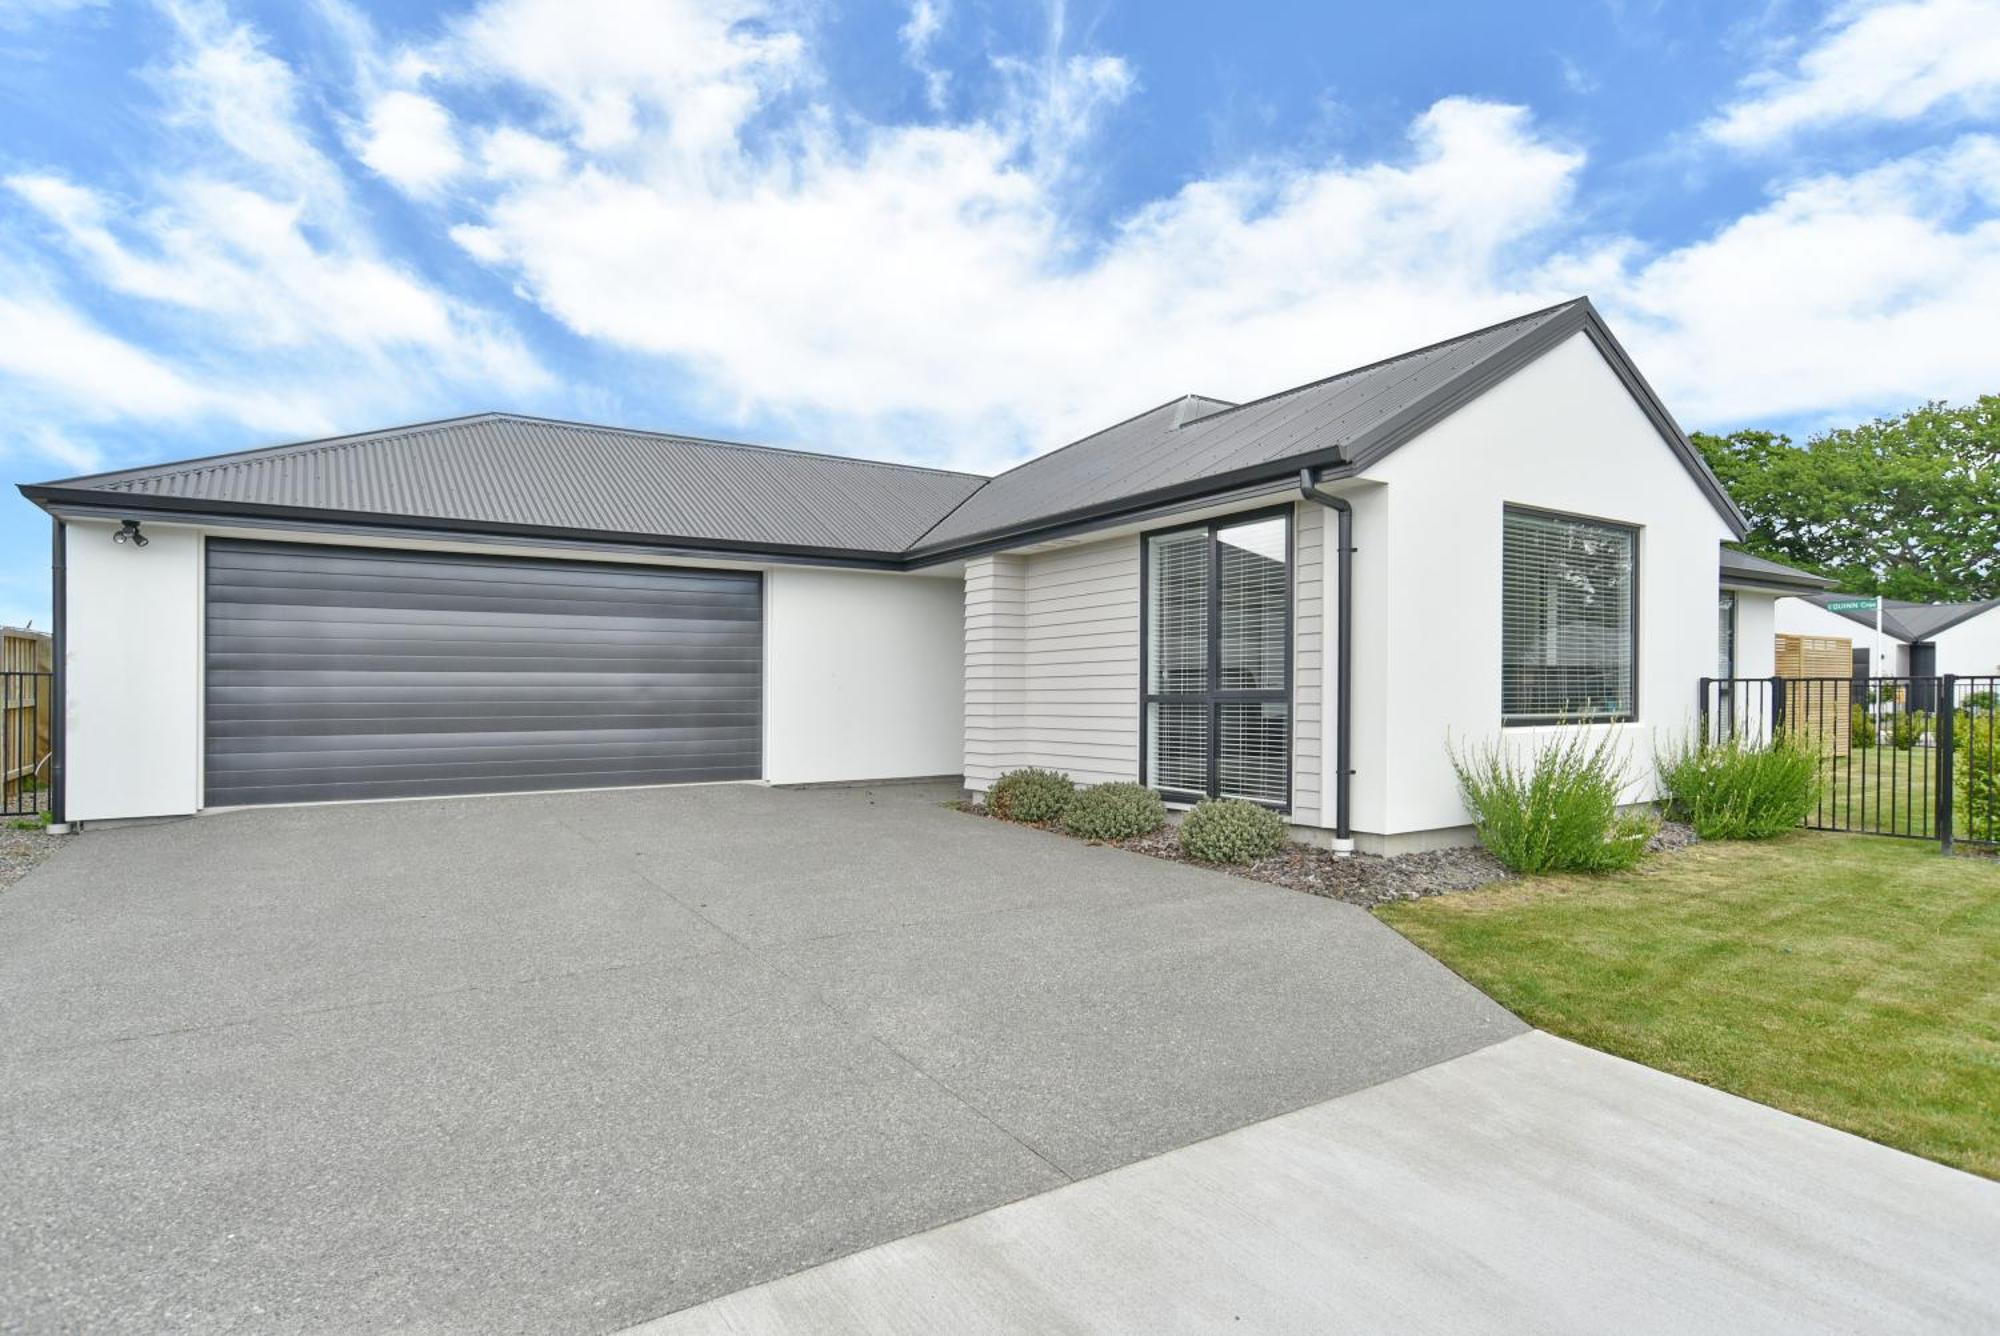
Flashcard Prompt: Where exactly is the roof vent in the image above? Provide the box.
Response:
[1171,394,1234,429]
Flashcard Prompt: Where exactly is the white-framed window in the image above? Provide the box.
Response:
[1502,506,1638,725]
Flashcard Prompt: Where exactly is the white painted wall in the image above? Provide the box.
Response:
[1349,330,1736,845]
[1774,597,1902,674]
[764,567,964,784]
[1730,590,1778,680]
[62,518,203,822]
[1932,610,2000,681]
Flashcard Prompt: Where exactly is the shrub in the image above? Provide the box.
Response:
[1957,714,2000,834]
[987,767,1075,823]
[1179,798,1287,863]
[1656,732,1818,840]
[1449,730,1654,874]
[1062,782,1167,841]
[1891,709,1931,751]
[1850,706,1876,749]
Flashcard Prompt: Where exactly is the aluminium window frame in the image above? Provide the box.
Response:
[1500,503,1642,728]
[1136,503,1294,811]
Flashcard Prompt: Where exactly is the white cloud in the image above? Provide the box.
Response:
[1708,0,2000,148]
[1608,135,2000,424]
[356,91,463,193]
[901,0,951,111]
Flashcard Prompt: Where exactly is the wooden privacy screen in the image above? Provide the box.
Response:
[1775,632,1853,756]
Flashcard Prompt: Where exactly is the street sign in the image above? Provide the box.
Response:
[1826,598,1878,612]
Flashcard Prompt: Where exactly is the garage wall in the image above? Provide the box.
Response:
[764,567,965,784]
[62,518,203,822]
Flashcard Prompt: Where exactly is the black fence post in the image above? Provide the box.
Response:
[1938,674,1956,855]
[1770,677,1786,735]
[1697,677,1712,745]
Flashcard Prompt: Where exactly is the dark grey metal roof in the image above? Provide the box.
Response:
[21,298,1747,564]
[37,413,986,556]
[1720,546,1838,592]
[1803,592,2000,643]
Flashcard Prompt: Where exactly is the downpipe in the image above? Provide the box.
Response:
[1298,469,1354,856]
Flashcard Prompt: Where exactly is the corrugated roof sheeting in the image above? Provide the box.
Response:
[1806,593,2000,642]
[79,415,986,553]
[910,304,1573,549]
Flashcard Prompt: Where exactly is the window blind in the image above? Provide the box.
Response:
[1143,513,1290,806]
[1501,509,1636,724]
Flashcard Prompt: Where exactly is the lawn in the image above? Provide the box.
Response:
[1377,833,2000,1178]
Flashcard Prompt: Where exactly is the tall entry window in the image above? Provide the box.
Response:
[1142,509,1292,807]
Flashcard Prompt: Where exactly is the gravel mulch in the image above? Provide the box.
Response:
[1,823,70,894]
[959,801,1700,909]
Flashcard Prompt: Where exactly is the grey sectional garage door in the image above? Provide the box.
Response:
[204,540,762,806]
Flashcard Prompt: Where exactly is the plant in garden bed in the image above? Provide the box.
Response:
[1180,798,1287,863]
[1958,713,2000,834]
[1656,732,1818,840]
[1851,705,1876,750]
[987,767,1076,823]
[1062,783,1167,841]
[1449,730,1654,874]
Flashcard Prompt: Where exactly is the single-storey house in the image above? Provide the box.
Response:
[1775,593,2000,681]
[20,297,1783,852]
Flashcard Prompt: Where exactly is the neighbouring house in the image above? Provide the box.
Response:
[19,297,1782,852]
[1776,593,2000,682]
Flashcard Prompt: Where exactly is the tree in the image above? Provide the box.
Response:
[1693,396,2000,602]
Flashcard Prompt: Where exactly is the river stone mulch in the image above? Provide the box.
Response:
[0,824,69,894]
[959,800,1698,908]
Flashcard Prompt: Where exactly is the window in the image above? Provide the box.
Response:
[1717,591,1737,678]
[1502,507,1637,725]
[1142,510,1291,806]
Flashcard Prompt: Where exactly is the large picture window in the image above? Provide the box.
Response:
[1142,510,1291,806]
[1502,507,1637,725]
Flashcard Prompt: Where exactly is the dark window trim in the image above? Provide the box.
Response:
[1501,503,1642,728]
[1137,503,1294,811]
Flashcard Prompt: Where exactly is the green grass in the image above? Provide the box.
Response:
[1378,833,2000,1178]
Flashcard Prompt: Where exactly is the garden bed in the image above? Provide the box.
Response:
[959,800,1697,908]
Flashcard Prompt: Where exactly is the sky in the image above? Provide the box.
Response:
[1,0,1997,627]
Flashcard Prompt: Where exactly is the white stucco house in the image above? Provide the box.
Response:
[1775,593,2000,682]
[20,298,1792,852]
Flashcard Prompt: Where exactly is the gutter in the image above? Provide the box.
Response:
[1297,467,1354,855]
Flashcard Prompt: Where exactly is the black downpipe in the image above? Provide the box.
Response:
[49,517,65,829]
[1298,468,1353,845]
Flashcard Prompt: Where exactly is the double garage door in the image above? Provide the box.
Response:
[204,539,762,807]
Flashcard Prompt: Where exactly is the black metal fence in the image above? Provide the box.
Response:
[1697,674,2000,852]
[3,671,54,817]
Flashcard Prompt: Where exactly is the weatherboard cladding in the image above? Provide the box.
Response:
[30,298,1733,559]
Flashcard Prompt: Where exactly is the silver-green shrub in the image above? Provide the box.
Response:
[1656,732,1817,840]
[988,767,1076,823]
[1450,730,1654,874]
[1062,783,1167,840]
[1179,798,1287,863]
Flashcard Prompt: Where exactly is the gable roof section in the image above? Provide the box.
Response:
[29,413,986,558]
[905,297,1745,554]
[1798,592,2000,642]
[20,298,1747,565]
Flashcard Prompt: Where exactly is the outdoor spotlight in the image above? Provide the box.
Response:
[114,519,148,547]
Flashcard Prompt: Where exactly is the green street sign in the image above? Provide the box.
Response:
[1825,598,1878,612]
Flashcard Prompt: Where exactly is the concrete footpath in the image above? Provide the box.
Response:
[629,1031,2000,1336]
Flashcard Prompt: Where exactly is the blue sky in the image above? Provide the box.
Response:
[2,0,1997,627]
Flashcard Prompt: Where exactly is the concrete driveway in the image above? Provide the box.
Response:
[0,781,1520,1334]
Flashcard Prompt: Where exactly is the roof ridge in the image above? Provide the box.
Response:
[1164,296,1586,435]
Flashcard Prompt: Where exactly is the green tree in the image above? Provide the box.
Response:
[1693,397,2000,602]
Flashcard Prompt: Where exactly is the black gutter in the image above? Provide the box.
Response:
[48,517,65,830]
[1297,467,1353,849]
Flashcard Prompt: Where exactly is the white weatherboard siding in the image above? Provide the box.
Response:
[963,503,1335,831]
[1352,330,1735,847]
[1292,502,1325,829]
[764,567,964,784]
[62,518,203,822]
[964,537,1141,794]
